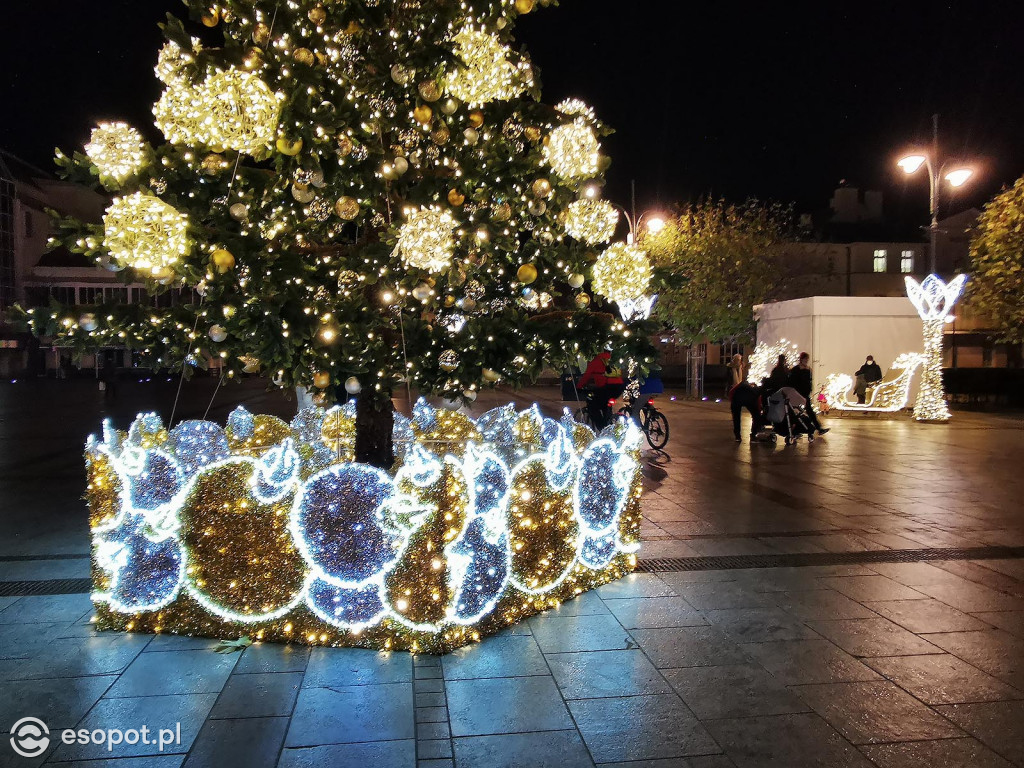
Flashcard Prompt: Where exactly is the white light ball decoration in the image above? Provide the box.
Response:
[102,192,191,275]
[344,376,361,395]
[85,122,147,184]
[445,26,532,106]
[154,68,281,155]
[563,199,619,245]
[208,324,227,342]
[79,313,98,332]
[555,98,597,120]
[154,40,194,86]
[543,120,600,180]
[395,206,456,274]
[592,243,651,304]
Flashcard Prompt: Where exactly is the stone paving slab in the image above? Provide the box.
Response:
[1,381,1023,766]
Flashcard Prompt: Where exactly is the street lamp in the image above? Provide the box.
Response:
[897,114,975,273]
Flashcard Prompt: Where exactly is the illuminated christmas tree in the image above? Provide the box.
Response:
[24,0,657,467]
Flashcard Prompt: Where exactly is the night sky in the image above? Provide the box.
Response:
[3,1,1022,230]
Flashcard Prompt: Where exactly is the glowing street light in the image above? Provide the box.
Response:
[896,114,977,273]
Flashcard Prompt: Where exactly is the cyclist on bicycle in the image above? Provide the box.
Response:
[578,350,624,430]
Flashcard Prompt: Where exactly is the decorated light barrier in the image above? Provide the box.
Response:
[85,400,643,653]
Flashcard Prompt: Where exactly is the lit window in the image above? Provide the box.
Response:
[873,249,887,273]
[900,250,914,273]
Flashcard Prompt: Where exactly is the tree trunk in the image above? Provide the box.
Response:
[355,393,395,469]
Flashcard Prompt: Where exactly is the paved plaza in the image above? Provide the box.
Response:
[1,377,1023,767]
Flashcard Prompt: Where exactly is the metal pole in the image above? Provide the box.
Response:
[929,113,940,274]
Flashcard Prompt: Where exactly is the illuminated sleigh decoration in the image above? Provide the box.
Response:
[821,352,924,413]
[84,399,642,653]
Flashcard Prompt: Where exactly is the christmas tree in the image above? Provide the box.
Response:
[24,0,657,467]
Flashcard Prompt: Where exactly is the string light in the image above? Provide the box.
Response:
[746,339,800,384]
[86,401,643,653]
[85,122,147,184]
[592,243,651,303]
[906,274,967,422]
[102,192,191,275]
[822,353,923,412]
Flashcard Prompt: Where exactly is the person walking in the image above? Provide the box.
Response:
[788,352,829,434]
[729,381,764,442]
[764,354,789,393]
[727,353,745,389]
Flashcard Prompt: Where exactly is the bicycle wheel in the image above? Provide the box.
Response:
[645,410,670,449]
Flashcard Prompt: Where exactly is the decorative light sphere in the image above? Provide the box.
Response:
[396,206,456,274]
[154,68,281,155]
[85,122,147,184]
[445,27,531,106]
[208,324,227,343]
[543,120,600,180]
[564,199,619,245]
[102,193,191,275]
[155,40,193,86]
[592,243,651,303]
[344,377,361,395]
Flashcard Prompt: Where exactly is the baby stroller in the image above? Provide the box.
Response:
[766,386,816,445]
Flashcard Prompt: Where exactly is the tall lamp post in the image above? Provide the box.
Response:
[897,114,975,274]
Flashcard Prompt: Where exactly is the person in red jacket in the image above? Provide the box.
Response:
[578,351,625,429]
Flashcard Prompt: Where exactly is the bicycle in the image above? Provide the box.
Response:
[618,396,670,450]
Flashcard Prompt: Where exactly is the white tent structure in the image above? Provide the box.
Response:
[752,296,924,405]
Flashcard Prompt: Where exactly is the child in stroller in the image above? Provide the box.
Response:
[766,386,817,445]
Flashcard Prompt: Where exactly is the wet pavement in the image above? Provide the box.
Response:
[1,377,1022,767]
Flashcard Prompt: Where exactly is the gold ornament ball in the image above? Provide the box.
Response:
[532,178,552,198]
[524,125,542,142]
[575,292,591,308]
[517,263,538,285]
[276,137,303,156]
[447,189,465,207]
[229,202,249,221]
[201,153,225,175]
[308,4,326,24]
[418,80,441,102]
[312,371,331,389]
[252,22,271,46]
[515,0,536,12]
[468,110,485,128]
[334,196,360,220]
[200,8,219,26]
[431,125,450,145]
[211,248,236,273]
[294,48,316,67]
[337,135,354,156]
[413,104,433,124]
